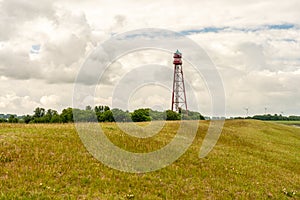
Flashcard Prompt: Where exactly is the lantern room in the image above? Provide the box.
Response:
[173,49,182,65]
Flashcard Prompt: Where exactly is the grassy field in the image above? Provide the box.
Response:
[271,121,300,127]
[0,120,299,199]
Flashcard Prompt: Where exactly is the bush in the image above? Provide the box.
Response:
[131,109,151,122]
[166,110,180,120]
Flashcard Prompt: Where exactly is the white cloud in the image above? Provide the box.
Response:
[0,0,299,116]
[40,95,61,107]
[0,93,39,114]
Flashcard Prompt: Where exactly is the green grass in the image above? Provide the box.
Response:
[0,120,299,199]
[270,121,300,127]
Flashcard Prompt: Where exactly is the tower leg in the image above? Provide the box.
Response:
[171,64,188,113]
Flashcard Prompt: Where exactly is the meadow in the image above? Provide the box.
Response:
[272,121,300,127]
[0,120,299,199]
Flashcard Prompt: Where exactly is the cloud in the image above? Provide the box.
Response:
[40,10,92,66]
[0,0,54,40]
[0,78,74,114]
[0,5,94,83]
[0,93,39,114]
[0,0,300,116]
[0,43,43,79]
[191,27,300,72]
[224,70,300,116]
[40,95,61,107]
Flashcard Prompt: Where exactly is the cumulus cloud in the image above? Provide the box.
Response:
[0,1,94,83]
[189,27,300,115]
[0,78,73,114]
[0,93,39,114]
[0,0,54,39]
[0,0,300,116]
[40,95,61,107]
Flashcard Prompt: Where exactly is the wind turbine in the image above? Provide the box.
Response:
[264,107,267,115]
[244,107,249,117]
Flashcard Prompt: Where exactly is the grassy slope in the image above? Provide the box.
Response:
[0,120,299,199]
[271,121,300,126]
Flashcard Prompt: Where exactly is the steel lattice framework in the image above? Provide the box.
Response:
[171,50,188,113]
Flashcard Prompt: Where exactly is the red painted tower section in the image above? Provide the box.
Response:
[171,50,188,113]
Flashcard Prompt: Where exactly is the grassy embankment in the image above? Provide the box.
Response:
[0,120,299,199]
[271,121,300,127]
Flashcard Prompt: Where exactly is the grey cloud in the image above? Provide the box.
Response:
[1,0,300,116]
[237,42,266,71]
[221,67,300,115]
[41,10,92,66]
[111,65,173,109]
[42,34,88,66]
[0,6,94,83]
[0,0,54,39]
[0,47,42,79]
[75,47,113,85]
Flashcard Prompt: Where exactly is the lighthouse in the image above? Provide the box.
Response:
[171,50,188,113]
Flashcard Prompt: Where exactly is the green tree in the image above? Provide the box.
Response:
[131,108,151,122]
[95,105,104,113]
[73,109,97,122]
[23,115,32,124]
[33,107,45,118]
[98,110,114,122]
[0,118,7,123]
[182,110,205,120]
[149,110,166,120]
[60,108,73,123]
[166,110,180,121]
[8,115,18,123]
[50,114,62,123]
[111,108,131,122]
[43,109,58,123]
[85,105,92,111]
[104,106,110,112]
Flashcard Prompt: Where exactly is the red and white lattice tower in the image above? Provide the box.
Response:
[171,50,188,113]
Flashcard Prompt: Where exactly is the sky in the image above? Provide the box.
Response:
[0,0,299,117]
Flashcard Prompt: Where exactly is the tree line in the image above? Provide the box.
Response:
[251,114,300,121]
[0,106,205,124]
[232,114,300,121]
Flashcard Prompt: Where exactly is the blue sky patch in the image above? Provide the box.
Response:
[30,44,41,54]
[180,23,296,36]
